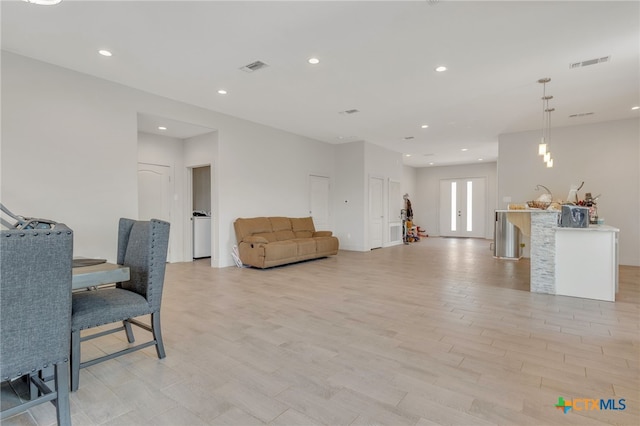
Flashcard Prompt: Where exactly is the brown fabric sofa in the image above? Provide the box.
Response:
[233,216,339,268]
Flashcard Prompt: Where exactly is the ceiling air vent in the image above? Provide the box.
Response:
[239,60,269,73]
[339,109,360,115]
[569,112,595,118]
[403,136,415,140]
[570,56,610,69]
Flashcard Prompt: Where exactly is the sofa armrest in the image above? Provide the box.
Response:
[244,236,270,244]
[313,231,333,237]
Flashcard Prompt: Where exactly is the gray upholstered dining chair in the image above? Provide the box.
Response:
[1,224,73,426]
[70,218,170,392]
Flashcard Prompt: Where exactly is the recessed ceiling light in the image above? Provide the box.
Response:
[308,58,320,65]
[421,124,429,129]
[158,126,167,131]
[461,148,468,152]
[22,0,62,5]
[478,158,484,161]
[429,162,435,166]
[217,89,228,95]
[98,50,112,57]
[435,66,447,72]
[632,106,640,110]
[405,154,412,157]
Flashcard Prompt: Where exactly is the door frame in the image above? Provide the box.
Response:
[438,176,487,238]
[137,162,174,261]
[369,175,385,249]
[185,163,214,264]
[308,173,331,231]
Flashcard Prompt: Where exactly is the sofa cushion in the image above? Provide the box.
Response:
[294,238,316,256]
[264,241,297,261]
[244,236,269,244]
[255,232,277,242]
[291,217,315,238]
[275,230,296,241]
[315,236,339,254]
[234,217,273,241]
[269,217,292,232]
[291,217,315,232]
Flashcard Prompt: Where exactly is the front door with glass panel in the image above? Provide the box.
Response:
[439,177,486,238]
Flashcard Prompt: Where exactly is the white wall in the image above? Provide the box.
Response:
[2,52,139,261]
[402,165,417,209]
[413,162,498,239]
[1,52,336,266]
[334,142,366,251]
[332,141,404,251]
[498,118,640,266]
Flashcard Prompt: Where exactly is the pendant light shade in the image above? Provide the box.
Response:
[538,142,547,156]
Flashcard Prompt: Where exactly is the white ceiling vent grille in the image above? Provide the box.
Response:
[570,56,610,69]
[569,112,595,118]
[339,109,360,115]
[239,60,269,73]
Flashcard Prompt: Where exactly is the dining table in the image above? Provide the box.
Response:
[72,259,130,290]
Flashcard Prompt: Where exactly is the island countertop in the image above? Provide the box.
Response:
[554,224,619,232]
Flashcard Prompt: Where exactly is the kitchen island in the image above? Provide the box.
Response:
[501,209,619,301]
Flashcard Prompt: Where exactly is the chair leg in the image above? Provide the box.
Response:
[151,312,166,359]
[29,372,39,400]
[54,363,71,426]
[70,330,80,392]
[123,320,135,343]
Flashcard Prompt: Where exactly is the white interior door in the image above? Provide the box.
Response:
[138,163,171,221]
[439,177,486,238]
[309,175,330,230]
[369,176,384,249]
[138,163,172,257]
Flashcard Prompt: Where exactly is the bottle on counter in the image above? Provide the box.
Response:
[584,193,598,224]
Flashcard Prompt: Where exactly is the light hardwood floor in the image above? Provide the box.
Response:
[3,237,639,425]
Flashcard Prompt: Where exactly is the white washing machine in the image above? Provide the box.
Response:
[192,216,211,258]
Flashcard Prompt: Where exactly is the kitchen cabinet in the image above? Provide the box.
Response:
[554,225,619,302]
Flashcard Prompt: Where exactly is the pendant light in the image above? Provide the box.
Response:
[545,100,555,168]
[537,77,554,168]
[537,78,550,156]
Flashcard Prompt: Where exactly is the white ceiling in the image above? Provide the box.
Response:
[2,0,639,167]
